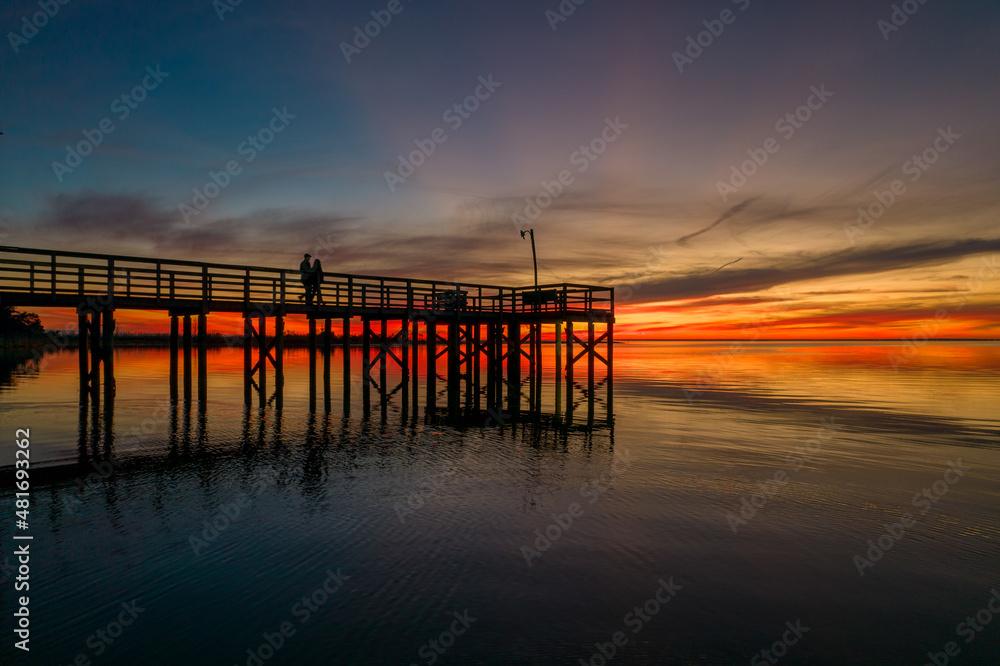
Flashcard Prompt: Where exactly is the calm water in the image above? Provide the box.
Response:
[1,342,999,665]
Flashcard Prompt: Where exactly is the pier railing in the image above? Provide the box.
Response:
[0,246,613,316]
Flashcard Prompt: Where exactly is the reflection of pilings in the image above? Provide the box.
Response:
[77,397,89,463]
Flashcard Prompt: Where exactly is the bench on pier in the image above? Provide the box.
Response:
[521,289,565,308]
[428,290,468,310]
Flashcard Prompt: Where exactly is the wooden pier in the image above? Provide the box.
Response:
[1,246,614,426]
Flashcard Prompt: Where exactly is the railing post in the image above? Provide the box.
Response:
[29,264,35,294]
[280,273,286,305]
[50,253,56,294]
[78,267,84,296]
[347,276,354,316]
[244,269,250,306]
[202,265,209,304]
[107,258,115,299]
[155,262,161,302]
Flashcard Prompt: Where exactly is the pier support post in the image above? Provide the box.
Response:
[555,321,562,417]
[448,319,460,419]
[343,317,351,414]
[257,315,266,406]
[565,321,574,423]
[607,320,614,423]
[275,315,284,408]
[88,312,101,405]
[380,319,388,412]
[198,313,207,403]
[362,319,371,415]
[243,316,251,405]
[102,308,114,395]
[588,321,595,424]
[411,319,419,414]
[427,321,437,413]
[182,314,192,401]
[78,312,89,396]
[323,318,331,413]
[507,320,520,419]
[309,317,317,413]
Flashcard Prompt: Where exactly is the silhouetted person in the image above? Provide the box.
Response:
[312,259,325,304]
[299,253,315,304]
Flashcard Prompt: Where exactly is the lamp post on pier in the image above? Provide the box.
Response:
[520,228,538,289]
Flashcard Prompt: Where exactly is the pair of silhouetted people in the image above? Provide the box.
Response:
[298,253,324,305]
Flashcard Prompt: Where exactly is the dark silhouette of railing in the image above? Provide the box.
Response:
[0,246,613,319]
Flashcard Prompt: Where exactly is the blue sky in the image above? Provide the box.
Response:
[2,0,999,335]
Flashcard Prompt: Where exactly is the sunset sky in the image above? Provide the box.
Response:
[1,0,998,338]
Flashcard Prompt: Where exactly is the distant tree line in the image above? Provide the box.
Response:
[0,305,44,338]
